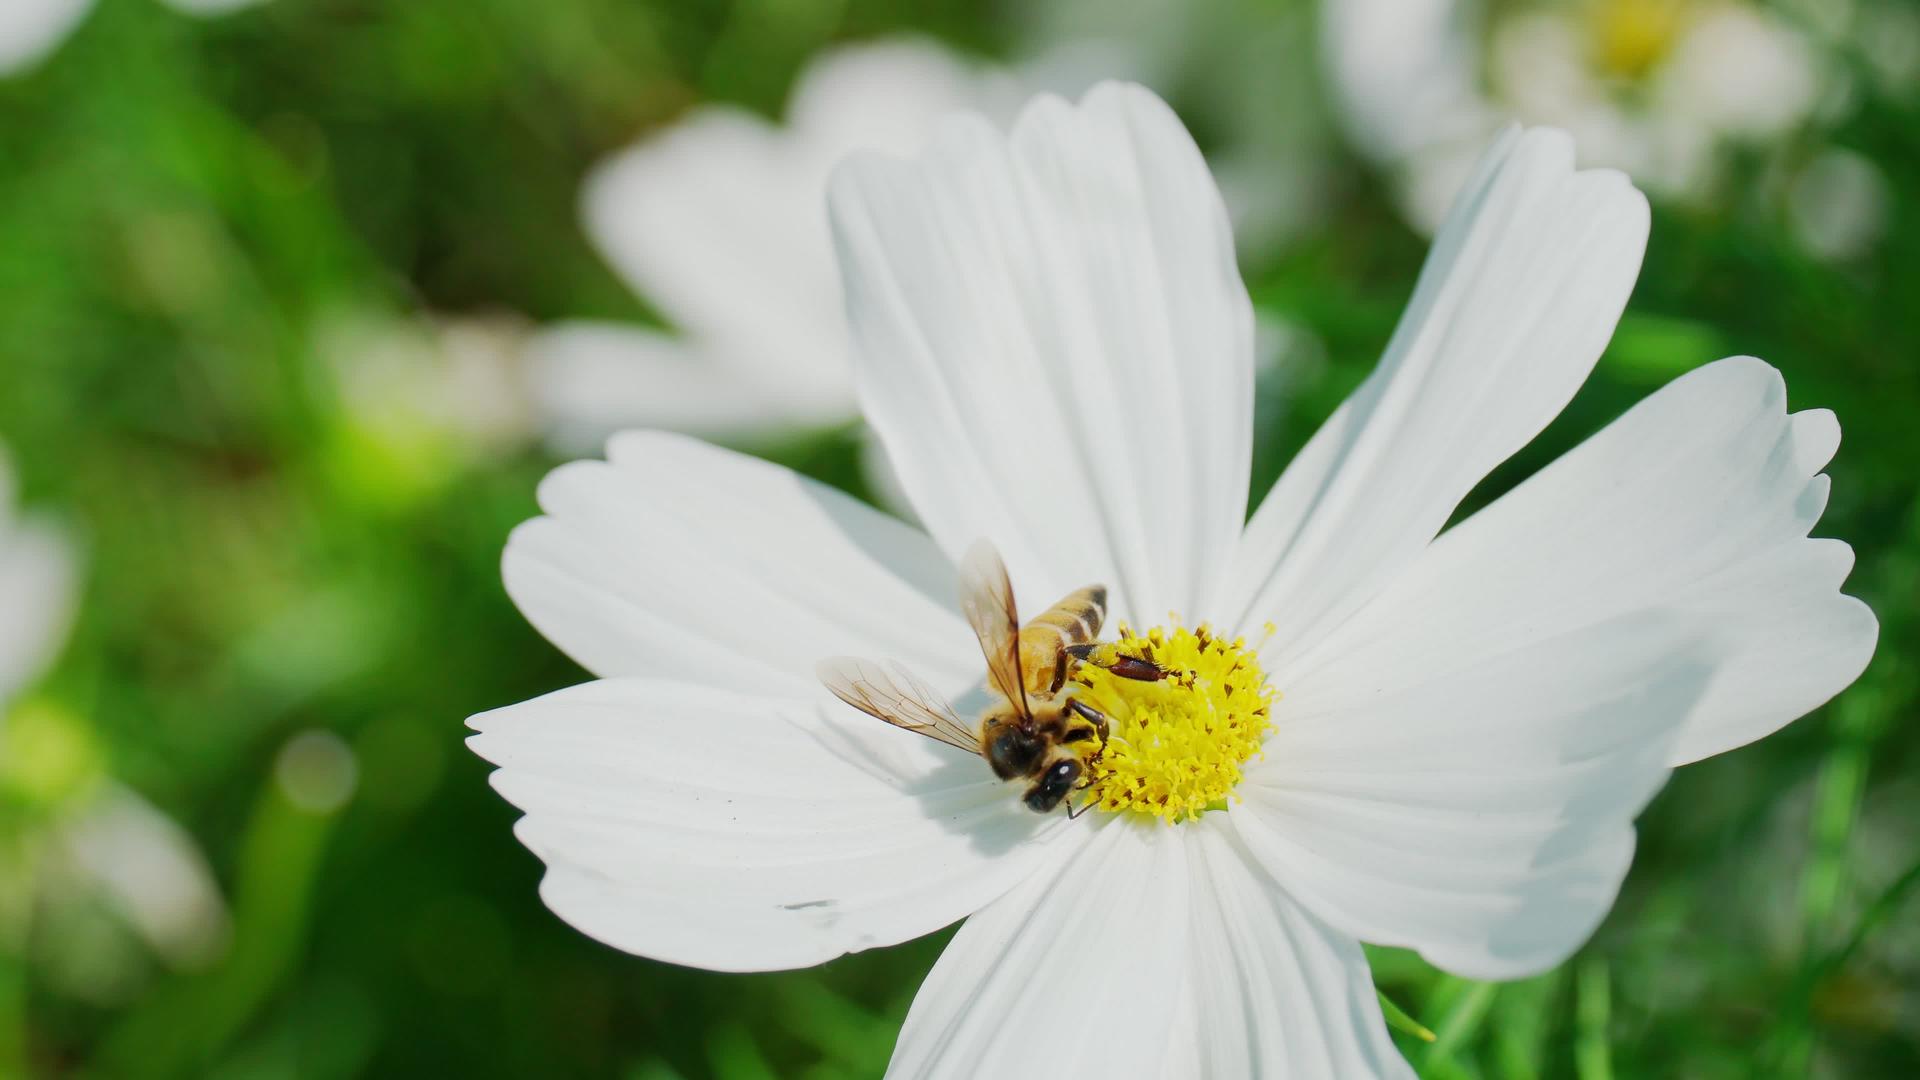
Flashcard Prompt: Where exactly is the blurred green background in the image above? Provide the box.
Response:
[0,0,1915,1076]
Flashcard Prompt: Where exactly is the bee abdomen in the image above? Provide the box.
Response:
[1025,585,1106,647]
[1020,585,1107,695]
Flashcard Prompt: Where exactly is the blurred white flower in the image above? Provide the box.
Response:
[1326,0,1828,231]
[1856,0,1920,99]
[0,0,89,75]
[473,86,1874,1076]
[0,448,229,980]
[0,0,270,77]
[0,446,75,716]
[1013,0,1333,257]
[325,311,535,455]
[1788,146,1892,262]
[528,39,1029,453]
[317,310,537,503]
[55,781,231,970]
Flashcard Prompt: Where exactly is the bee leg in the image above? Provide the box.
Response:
[1064,698,1110,743]
[1064,643,1170,682]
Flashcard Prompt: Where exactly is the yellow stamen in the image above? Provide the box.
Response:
[1074,621,1275,824]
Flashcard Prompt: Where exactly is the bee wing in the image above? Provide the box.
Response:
[815,656,982,755]
[959,540,1030,719]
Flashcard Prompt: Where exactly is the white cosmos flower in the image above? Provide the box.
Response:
[1325,0,1826,232]
[0,0,268,77]
[469,84,1877,1076]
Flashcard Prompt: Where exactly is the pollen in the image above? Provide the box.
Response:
[1074,621,1275,824]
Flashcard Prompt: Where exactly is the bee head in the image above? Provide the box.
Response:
[984,719,1043,781]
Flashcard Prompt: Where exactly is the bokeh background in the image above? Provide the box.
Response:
[2,0,1916,1076]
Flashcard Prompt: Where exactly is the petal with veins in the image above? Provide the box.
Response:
[831,82,1253,624]
[1287,356,1876,765]
[503,431,973,697]
[469,679,1076,973]
[1237,613,1710,979]
[1228,126,1649,665]
[887,818,1187,1078]
[1178,820,1413,1078]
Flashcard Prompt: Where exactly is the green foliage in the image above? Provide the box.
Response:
[0,0,1915,1076]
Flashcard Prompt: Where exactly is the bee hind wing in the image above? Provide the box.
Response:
[815,656,982,755]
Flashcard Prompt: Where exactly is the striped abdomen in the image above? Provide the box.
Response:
[1019,584,1107,696]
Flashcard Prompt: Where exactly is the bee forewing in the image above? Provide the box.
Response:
[958,540,1030,719]
[815,656,983,755]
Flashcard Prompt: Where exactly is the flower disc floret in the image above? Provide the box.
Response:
[1074,622,1275,824]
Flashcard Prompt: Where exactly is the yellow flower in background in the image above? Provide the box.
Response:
[1324,0,1842,233]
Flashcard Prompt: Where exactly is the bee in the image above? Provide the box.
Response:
[817,541,1167,814]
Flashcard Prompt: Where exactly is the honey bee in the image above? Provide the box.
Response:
[818,541,1167,814]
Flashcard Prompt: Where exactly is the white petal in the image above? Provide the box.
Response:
[1661,539,1875,763]
[468,679,1076,972]
[1288,356,1874,765]
[0,0,89,75]
[59,782,230,967]
[1178,821,1413,1078]
[887,818,1188,1079]
[829,82,1254,624]
[0,515,75,705]
[784,37,1022,154]
[1236,613,1711,980]
[503,431,974,697]
[525,321,840,451]
[1227,126,1650,665]
[581,108,848,391]
[1322,0,1494,166]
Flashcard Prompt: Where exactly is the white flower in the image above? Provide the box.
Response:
[528,38,1029,452]
[0,0,268,77]
[0,445,75,716]
[0,450,229,978]
[470,85,1876,1076]
[1325,0,1826,231]
[54,781,231,970]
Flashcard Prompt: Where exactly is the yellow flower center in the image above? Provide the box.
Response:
[1074,622,1275,824]
[1589,0,1689,80]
